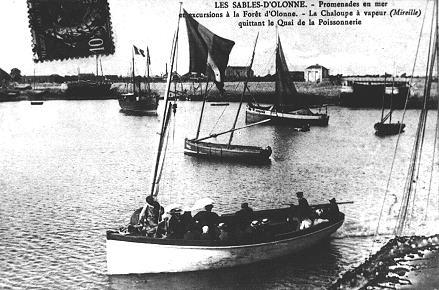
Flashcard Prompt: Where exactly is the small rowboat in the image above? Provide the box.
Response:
[106,206,344,274]
[184,138,272,162]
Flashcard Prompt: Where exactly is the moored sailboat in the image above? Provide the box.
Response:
[374,76,406,136]
[181,11,271,162]
[246,37,329,126]
[118,46,159,115]
[106,6,345,275]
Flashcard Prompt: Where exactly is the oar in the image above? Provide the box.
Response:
[194,119,271,142]
[283,201,354,207]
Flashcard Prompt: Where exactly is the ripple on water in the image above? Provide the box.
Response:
[1,102,438,289]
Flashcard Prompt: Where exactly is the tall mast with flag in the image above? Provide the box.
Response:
[183,9,235,139]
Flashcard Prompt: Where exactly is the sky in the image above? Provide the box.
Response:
[0,0,434,77]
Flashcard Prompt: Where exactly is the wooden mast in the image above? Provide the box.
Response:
[380,74,386,122]
[146,47,151,92]
[132,47,136,94]
[149,2,182,198]
[228,33,259,147]
[195,81,209,139]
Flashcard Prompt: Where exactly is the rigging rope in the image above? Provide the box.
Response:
[372,0,430,245]
[208,105,229,135]
[395,9,437,236]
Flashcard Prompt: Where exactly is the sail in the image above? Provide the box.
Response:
[184,10,235,92]
[275,37,302,112]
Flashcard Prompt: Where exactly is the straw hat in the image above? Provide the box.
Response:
[165,203,183,214]
[191,197,214,211]
[251,220,260,227]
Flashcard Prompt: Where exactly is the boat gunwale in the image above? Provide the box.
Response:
[107,213,344,249]
[246,106,328,120]
[185,138,268,152]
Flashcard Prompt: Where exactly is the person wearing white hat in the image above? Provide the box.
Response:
[193,199,219,240]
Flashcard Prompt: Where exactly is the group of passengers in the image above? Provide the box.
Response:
[126,192,340,242]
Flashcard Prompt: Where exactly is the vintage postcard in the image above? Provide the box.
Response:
[0,0,438,289]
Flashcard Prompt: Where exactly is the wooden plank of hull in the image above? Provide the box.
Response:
[106,218,343,274]
[245,107,329,126]
[183,138,271,162]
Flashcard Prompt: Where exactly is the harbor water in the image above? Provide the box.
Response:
[1,100,438,289]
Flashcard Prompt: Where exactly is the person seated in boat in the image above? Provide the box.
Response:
[128,207,144,234]
[296,191,314,225]
[183,221,202,240]
[286,204,300,231]
[200,226,210,240]
[320,198,340,222]
[165,208,186,239]
[139,195,164,237]
[193,200,220,240]
[218,222,232,243]
[260,218,274,241]
[247,220,263,243]
[235,202,254,230]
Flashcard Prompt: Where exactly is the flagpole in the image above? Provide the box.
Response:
[146,47,151,92]
[132,46,136,94]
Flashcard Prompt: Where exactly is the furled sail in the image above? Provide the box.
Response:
[275,37,302,112]
[184,10,235,93]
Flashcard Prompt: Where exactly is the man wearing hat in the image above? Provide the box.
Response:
[325,198,340,221]
[235,202,254,230]
[296,191,314,223]
[140,195,164,236]
[193,200,219,240]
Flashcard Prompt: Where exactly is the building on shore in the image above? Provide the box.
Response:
[225,66,254,81]
[305,64,329,83]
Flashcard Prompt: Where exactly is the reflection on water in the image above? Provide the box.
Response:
[0,100,438,289]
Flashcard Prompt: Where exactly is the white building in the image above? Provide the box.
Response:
[304,64,329,83]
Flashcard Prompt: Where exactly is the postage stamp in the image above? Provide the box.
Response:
[27,0,115,62]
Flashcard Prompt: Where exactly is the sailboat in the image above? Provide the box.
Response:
[30,68,44,105]
[65,55,112,99]
[246,37,329,126]
[182,12,272,162]
[106,7,345,275]
[118,46,159,115]
[374,76,406,136]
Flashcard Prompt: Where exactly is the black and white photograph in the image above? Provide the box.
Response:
[1,0,438,289]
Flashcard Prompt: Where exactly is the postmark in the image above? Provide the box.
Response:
[27,0,115,62]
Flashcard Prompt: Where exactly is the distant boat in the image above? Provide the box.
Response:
[0,89,19,102]
[246,36,329,126]
[182,14,271,162]
[339,79,410,108]
[66,56,112,99]
[30,100,44,105]
[30,68,45,105]
[118,46,159,115]
[210,102,229,106]
[374,76,405,136]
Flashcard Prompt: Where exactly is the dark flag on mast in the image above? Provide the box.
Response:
[147,47,151,65]
[133,45,145,57]
[184,10,234,93]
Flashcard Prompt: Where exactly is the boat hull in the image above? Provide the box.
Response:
[106,216,344,274]
[184,138,271,162]
[245,106,329,126]
[118,92,159,115]
[374,122,405,136]
[65,82,112,99]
